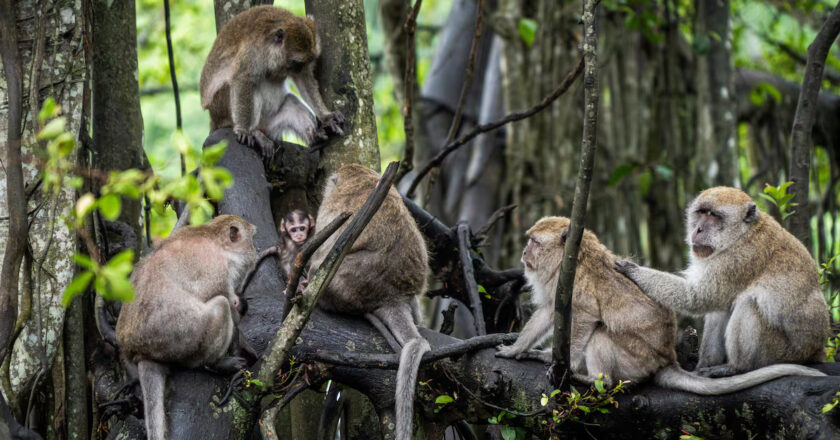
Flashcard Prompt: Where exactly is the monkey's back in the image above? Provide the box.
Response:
[575,230,678,375]
[116,236,232,366]
[311,164,428,314]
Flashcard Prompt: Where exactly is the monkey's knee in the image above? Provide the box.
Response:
[190,297,236,367]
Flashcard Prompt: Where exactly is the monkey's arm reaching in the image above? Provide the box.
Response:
[615,261,717,314]
[496,306,553,359]
[292,69,344,139]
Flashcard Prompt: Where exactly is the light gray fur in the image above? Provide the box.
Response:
[619,187,829,375]
[138,360,169,440]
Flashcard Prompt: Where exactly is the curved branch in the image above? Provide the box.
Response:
[406,57,584,197]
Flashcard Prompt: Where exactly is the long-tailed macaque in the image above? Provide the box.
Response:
[200,6,344,160]
[616,187,829,377]
[496,216,824,394]
[309,164,429,440]
[278,209,314,278]
[116,215,257,440]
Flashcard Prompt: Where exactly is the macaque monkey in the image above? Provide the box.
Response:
[309,164,429,440]
[496,216,824,394]
[116,215,257,440]
[616,187,829,377]
[200,6,344,160]
[278,209,315,277]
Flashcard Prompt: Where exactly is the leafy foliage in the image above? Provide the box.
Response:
[759,181,798,221]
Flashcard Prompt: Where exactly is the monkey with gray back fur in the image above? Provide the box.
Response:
[496,216,824,394]
[616,186,829,377]
[116,215,257,440]
[200,6,344,160]
[278,209,314,279]
[309,164,429,440]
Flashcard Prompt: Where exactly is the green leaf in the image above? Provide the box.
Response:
[107,249,136,271]
[62,271,94,307]
[540,394,549,406]
[249,379,264,387]
[594,379,606,394]
[638,170,653,196]
[202,141,229,165]
[98,194,122,221]
[518,18,538,47]
[578,405,590,414]
[38,97,58,126]
[653,164,674,180]
[608,163,637,186]
[38,117,67,140]
[73,253,95,270]
[434,395,454,405]
[500,425,516,440]
[823,402,837,413]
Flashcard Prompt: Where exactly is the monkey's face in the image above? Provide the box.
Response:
[686,188,758,259]
[286,217,311,246]
[523,217,569,279]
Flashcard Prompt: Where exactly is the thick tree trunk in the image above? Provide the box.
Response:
[304,0,381,175]
[0,0,84,432]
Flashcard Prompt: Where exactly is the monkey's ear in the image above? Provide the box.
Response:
[560,229,569,244]
[308,215,315,231]
[280,219,287,233]
[744,203,758,223]
[273,29,285,44]
[230,225,241,243]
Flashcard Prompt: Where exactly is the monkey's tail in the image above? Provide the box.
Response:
[138,360,169,440]
[396,337,431,440]
[654,364,825,395]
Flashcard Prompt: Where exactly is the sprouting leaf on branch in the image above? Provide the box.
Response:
[518,18,538,47]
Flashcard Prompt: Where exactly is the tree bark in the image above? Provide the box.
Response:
[304,0,381,175]
[787,1,840,250]
[695,0,738,187]
[91,0,145,250]
[550,0,599,387]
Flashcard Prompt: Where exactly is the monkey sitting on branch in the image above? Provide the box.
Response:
[616,186,830,377]
[200,6,344,161]
[496,216,824,394]
[278,209,314,279]
[116,215,257,440]
[309,164,429,440]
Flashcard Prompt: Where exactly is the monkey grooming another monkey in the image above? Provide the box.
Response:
[309,164,429,440]
[278,209,315,278]
[200,6,344,160]
[497,216,824,394]
[616,187,829,377]
[116,215,257,440]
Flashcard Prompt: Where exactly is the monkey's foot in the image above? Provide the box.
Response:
[495,344,524,360]
[234,128,276,163]
[209,356,247,375]
[695,364,739,378]
[315,111,345,141]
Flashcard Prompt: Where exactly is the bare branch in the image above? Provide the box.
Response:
[457,222,486,335]
[550,0,599,389]
[396,0,423,183]
[256,162,400,387]
[406,57,584,197]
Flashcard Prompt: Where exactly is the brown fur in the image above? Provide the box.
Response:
[200,6,338,153]
[502,215,826,394]
[308,164,429,440]
[116,215,257,440]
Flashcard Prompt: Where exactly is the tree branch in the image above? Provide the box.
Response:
[163,0,185,175]
[406,57,584,198]
[396,0,423,183]
[550,0,599,388]
[457,222,486,335]
[256,162,400,387]
[787,0,840,249]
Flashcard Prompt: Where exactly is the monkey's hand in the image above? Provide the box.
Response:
[495,344,524,360]
[614,260,639,279]
[315,111,345,141]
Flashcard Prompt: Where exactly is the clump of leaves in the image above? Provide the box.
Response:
[823,391,840,414]
[759,181,798,221]
[545,376,626,428]
[36,97,234,306]
[820,255,840,361]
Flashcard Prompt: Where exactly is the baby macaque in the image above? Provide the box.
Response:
[497,216,824,394]
[116,215,257,440]
[200,6,344,160]
[278,209,314,277]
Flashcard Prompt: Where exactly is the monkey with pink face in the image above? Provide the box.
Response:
[278,209,315,278]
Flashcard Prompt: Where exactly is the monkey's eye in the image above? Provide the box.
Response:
[274,29,285,43]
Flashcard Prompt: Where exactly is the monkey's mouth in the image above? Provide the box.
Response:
[692,245,714,258]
